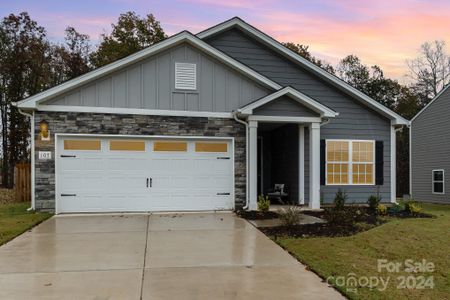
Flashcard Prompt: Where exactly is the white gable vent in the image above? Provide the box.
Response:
[175,62,197,90]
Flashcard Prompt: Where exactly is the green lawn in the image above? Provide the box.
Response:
[276,204,450,300]
[0,202,52,246]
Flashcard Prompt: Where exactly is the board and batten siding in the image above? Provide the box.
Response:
[254,96,320,117]
[46,42,269,112]
[206,28,392,203]
[411,86,450,203]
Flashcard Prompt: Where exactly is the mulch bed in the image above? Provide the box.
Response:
[260,222,380,238]
[387,211,434,218]
[235,210,279,220]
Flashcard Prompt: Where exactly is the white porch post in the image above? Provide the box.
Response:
[248,120,258,210]
[309,122,321,209]
[299,125,305,204]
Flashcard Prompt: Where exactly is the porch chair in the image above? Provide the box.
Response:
[266,183,290,204]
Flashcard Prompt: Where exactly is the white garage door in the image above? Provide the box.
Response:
[56,136,234,213]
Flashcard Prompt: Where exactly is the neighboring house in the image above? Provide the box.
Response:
[411,84,450,203]
[14,17,408,213]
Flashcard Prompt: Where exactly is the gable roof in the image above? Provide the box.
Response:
[15,31,282,109]
[238,86,338,118]
[411,84,450,122]
[198,17,409,125]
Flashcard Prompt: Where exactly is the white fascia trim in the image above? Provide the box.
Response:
[198,18,409,125]
[37,105,234,118]
[17,31,281,109]
[247,115,322,123]
[238,86,338,118]
[411,84,450,122]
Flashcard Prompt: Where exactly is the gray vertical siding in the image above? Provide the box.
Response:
[206,28,392,203]
[254,96,320,117]
[46,42,269,112]
[411,87,450,203]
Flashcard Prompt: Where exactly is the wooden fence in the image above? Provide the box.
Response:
[14,163,31,202]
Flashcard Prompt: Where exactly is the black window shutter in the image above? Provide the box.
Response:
[320,140,326,185]
[375,141,384,185]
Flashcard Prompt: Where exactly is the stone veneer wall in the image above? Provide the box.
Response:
[34,111,246,211]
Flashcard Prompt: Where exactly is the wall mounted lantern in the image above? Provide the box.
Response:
[39,119,50,141]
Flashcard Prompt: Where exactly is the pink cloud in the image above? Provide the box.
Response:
[252,8,450,81]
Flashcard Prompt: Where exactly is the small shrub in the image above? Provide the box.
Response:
[405,200,422,216]
[368,195,381,214]
[388,202,404,213]
[278,206,303,226]
[257,195,270,213]
[376,204,387,215]
[333,189,348,210]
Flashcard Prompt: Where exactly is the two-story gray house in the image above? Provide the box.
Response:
[15,17,408,213]
[411,84,450,203]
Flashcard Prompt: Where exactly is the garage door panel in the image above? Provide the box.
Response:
[58,137,233,213]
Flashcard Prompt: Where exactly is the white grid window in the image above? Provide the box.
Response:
[326,140,375,185]
[432,170,444,194]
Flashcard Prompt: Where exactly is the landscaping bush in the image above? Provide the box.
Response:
[405,200,422,216]
[367,195,381,214]
[376,204,387,215]
[257,195,270,213]
[333,189,347,210]
[278,206,303,226]
[388,202,404,214]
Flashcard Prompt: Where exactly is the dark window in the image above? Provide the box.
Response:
[432,170,444,194]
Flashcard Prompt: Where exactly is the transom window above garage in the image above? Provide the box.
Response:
[64,139,101,151]
[110,140,145,151]
[195,142,228,153]
[153,141,188,152]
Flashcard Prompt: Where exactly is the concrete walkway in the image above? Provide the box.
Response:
[0,213,344,299]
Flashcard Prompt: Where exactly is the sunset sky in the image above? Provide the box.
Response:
[1,0,450,83]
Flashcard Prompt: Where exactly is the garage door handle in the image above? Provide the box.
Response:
[217,157,230,160]
[60,155,76,158]
[149,178,152,187]
[61,194,76,197]
[146,178,149,188]
[217,193,230,195]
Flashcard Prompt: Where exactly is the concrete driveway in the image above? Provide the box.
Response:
[0,213,343,299]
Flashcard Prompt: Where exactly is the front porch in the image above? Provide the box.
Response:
[237,87,339,211]
[248,119,322,210]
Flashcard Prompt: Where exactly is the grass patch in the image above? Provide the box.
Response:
[275,204,450,300]
[0,202,52,246]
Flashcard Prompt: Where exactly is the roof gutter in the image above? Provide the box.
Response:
[17,107,35,211]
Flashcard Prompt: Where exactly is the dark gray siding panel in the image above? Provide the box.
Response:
[254,96,319,117]
[46,43,269,112]
[207,28,392,203]
[411,87,450,203]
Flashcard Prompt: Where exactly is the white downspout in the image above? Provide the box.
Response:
[233,111,249,210]
[17,107,35,211]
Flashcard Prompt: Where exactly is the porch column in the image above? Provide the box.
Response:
[298,125,305,204]
[309,122,321,209]
[248,120,258,210]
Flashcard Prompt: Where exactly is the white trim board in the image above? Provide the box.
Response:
[238,86,338,118]
[37,105,234,118]
[198,17,409,125]
[247,115,322,123]
[16,31,281,110]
